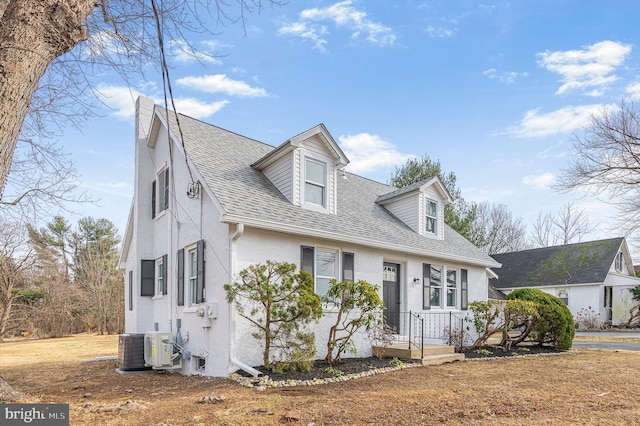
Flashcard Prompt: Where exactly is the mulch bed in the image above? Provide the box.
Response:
[239,357,411,381]
[463,345,564,359]
[240,345,564,382]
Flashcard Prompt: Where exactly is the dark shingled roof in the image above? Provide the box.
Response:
[488,284,507,300]
[159,110,498,267]
[490,238,624,289]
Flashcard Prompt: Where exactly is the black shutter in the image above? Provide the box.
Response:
[342,252,354,282]
[423,263,431,309]
[461,269,468,310]
[196,239,205,303]
[162,254,168,295]
[128,271,133,310]
[151,180,156,219]
[177,248,184,306]
[141,259,155,296]
[164,168,170,210]
[301,246,314,274]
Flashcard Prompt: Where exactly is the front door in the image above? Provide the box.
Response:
[383,262,400,332]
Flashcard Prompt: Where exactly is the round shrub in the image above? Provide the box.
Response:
[507,288,575,350]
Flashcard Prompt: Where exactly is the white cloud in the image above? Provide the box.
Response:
[537,40,632,96]
[96,84,229,119]
[626,82,640,100]
[522,173,555,189]
[170,40,222,64]
[279,1,396,50]
[172,98,229,119]
[339,133,413,173]
[176,74,268,97]
[95,85,142,118]
[507,104,615,138]
[425,26,455,38]
[483,68,528,84]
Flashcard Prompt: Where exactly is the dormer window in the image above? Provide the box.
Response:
[425,199,437,235]
[304,158,326,207]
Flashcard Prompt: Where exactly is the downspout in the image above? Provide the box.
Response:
[228,223,262,376]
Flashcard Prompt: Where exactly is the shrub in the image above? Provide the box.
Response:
[507,288,575,350]
[368,323,396,359]
[441,325,471,352]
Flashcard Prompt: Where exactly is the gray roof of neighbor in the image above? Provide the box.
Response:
[164,111,498,267]
[488,284,507,300]
[490,238,624,289]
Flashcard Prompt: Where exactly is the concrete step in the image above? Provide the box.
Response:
[421,353,465,366]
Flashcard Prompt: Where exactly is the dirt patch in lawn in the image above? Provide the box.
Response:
[2,334,640,425]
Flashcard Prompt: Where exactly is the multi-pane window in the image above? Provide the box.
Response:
[189,248,198,305]
[446,269,457,308]
[425,199,437,235]
[152,167,169,218]
[315,248,337,297]
[156,257,164,296]
[305,158,326,207]
[429,265,442,307]
[615,252,623,272]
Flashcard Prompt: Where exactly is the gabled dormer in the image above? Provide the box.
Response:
[252,124,349,214]
[376,177,453,240]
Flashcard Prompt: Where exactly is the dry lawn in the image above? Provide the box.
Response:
[2,334,640,425]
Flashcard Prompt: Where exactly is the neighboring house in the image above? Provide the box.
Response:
[490,238,640,326]
[118,97,500,377]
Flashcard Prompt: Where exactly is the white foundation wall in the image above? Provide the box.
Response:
[230,227,490,369]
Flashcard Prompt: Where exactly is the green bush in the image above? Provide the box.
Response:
[507,288,574,350]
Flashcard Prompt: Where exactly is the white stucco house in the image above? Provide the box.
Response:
[490,238,640,326]
[118,97,500,377]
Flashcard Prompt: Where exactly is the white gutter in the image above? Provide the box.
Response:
[222,214,501,269]
[228,223,260,376]
[231,358,263,377]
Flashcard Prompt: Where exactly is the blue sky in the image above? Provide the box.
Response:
[57,1,640,254]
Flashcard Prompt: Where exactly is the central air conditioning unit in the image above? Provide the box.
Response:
[144,331,174,368]
[118,333,150,371]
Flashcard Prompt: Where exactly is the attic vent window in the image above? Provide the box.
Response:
[304,158,326,207]
[425,199,437,235]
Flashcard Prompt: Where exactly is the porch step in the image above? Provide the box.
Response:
[373,342,463,366]
[421,353,465,366]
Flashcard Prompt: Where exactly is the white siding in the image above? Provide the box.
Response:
[262,152,294,202]
[384,195,420,233]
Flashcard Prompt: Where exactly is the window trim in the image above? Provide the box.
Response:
[154,165,169,219]
[461,269,468,310]
[155,255,167,297]
[300,245,351,298]
[615,252,623,272]
[429,265,442,308]
[177,248,185,306]
[188,245,198,306]
[424,198,438,236]
[446,268,457,308]
[303,157,328,210]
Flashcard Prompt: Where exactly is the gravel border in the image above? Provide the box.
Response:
[229,362,420,391]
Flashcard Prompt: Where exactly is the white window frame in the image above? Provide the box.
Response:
[446,268,457,308]
[188,246,198,306]
[429,265,442,308]
[156,165,168,218]
[425,199,438,235]
[615,252,623,272]
[315,247,338,298]
[303,157,327,210]
[155,257,164,297]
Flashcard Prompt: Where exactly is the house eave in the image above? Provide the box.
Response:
[118,203,135,270]
[222,213,500,268]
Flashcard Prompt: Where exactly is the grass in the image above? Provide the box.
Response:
[1,334,640,425]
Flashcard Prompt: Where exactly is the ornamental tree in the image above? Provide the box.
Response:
[324,279,384,365]
[224,261,322,370]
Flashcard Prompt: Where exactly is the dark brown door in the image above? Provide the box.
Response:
[383,262,400,332]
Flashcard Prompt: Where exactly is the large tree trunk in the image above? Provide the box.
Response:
[0,0,95,195]
[0,375,25,402]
